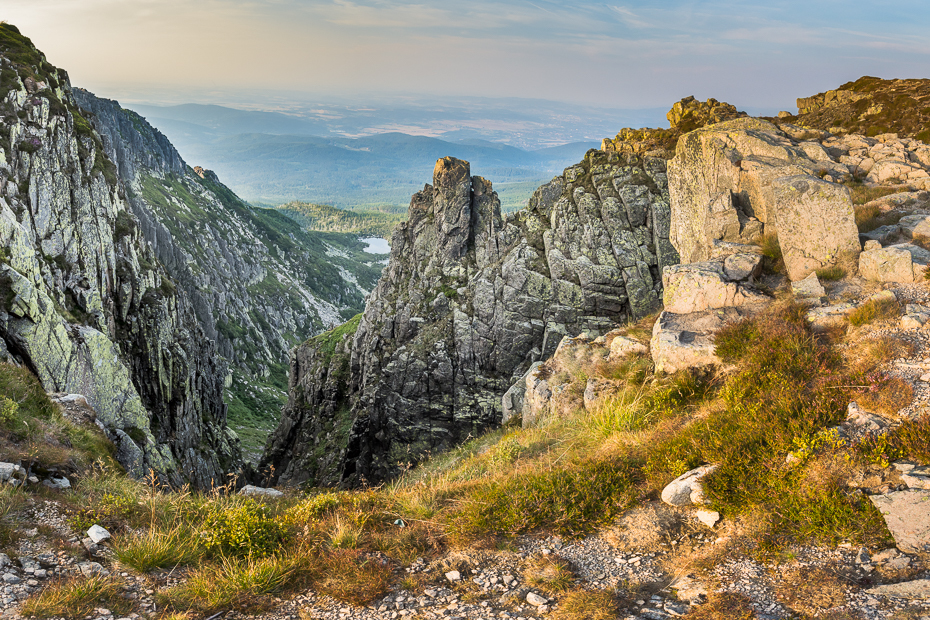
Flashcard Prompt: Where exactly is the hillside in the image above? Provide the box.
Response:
[787,76,930,140]
[274,201,405,238]
[0,23,239,486]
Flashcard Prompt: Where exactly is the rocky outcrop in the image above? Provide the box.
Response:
[601,96,746,159]
[792,76,930,142]
[667,117,859,280]
[0,25,238,487]
[263,150,677,485]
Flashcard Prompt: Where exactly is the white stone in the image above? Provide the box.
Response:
[695,509,720,528]
[444,570,461,583]
[87,524,110,544]
[661,464,719,506]
[526,592,548,606]
[238,485,284,498]
[791,272,825,299]
[607,334,648,360]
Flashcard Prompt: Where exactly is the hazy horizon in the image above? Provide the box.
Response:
[5,1,930,115]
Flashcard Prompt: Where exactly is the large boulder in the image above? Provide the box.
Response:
[869,490,930,554]
[859,244,930,283]
[771,176,860,280]
[651,307,756,374]
[667,118,857,279]
[662,258,768,314]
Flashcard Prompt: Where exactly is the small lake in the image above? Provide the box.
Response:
[361,237,390,254]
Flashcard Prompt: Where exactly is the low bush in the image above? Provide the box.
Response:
[201,499,290,557]
[859,416,930,466]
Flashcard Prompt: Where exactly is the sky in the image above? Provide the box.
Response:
[4,0,930,112]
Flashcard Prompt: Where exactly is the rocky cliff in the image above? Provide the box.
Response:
[69,89,383,460]
[0,24,238,486]
[263,149,677,485]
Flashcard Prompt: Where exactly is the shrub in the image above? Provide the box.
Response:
[69,492,137,532]
[859,416,930,466]
[0,396,17,424]
[201,500,289,557]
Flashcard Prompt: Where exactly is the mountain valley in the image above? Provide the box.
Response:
[1,21,930,620]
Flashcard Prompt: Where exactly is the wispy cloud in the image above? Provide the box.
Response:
[5,0,930,108]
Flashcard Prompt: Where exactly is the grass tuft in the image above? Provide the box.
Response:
[112,523,204,572]
[848,297,900,326]
[551,589,619,620]
[523,555,575,594]
[22,576,132,619]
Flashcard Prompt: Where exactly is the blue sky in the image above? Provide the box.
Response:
[5,0,930,112]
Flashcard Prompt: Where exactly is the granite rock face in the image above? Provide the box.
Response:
[667,117,858,279]
[0,27,239,487]
[72,91,380,451]
[263,151,678,485]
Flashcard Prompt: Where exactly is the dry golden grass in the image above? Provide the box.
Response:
[852,334,916,369]
[857,375,914,417]
[686,591,757,619]
[22,575,133,619]
[847,297,901,326]
[522,555,575,594]
[550,589,619,620]
[315,549,394,605]
[775,566,848,616]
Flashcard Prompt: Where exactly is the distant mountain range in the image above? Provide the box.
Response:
[126,101,646,210]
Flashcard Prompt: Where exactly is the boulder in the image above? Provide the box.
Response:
[898,214,930,239]
[661,464,718,506]
[859,224,900,246]
[791,272,826,300]
[866,580,930,600]
[869,489,930,554]
[238,485,284,498]
[662,261,769,314]
[722,252,763,281]
[695,509,720,528]
[651,307,759,374]
[668,117,850,264]
[607,334,648,360]
[522,363,554,428]
[771,175,860,281]
[859,244,930,283]
[86,525,110,544]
